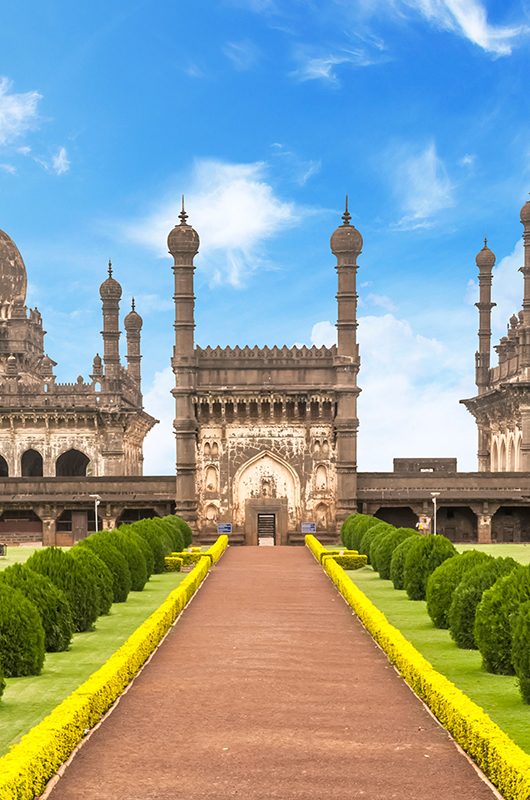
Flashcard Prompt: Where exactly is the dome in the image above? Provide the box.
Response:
[0,229,27,306]
[330,199,363,258]
[476,238,495,269]
[521,198,530,225]
[99,260,122,301]
[167,198,199,257]
[124,298,142,332]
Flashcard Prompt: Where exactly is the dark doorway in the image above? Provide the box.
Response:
[375,507,417,529]
[0,455,8,477]
[56,449,90,477]
[492,507,530,543]
[117,508,158,525]
[258,513,275,546]
[436,506,477,542]
[21,449,43,477]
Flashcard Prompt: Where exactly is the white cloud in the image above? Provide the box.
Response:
[122,159,301,287]
[51,146,70,175]
[290,47,383,83]
[366,293,397,312]
[459,152,476,167]
[0,77,41,146]
[0,163,16,175]
[310,313,476,470]
[403,0,528,56]
[223,40,259,70]
[131,293,174,314]
[391,142,454,230]
[142,367,173,475]
[489,239,523,338]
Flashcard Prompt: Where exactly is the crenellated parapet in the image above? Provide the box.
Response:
[197,344,336,363]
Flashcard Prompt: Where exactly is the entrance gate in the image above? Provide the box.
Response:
[257,513,275,546]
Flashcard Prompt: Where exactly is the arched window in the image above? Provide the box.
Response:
[315,464,328,491]
[203,442,211,456]
[315,502,329,529]
[204,465,218,492]
[508,434,516,471]
[499,438,507,472]
[56,449,90,477]
[21,449,43,477]
[211,442,219,457]
[205,504,218,522]
[0,455,8,477]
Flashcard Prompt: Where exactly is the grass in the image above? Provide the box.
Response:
[0,546,40,570]
[457,542,530,564]
[0,570,186,756]
[346,566,530,753]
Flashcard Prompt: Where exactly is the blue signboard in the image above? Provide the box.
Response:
[301,522,317,534]
[217,523,232,534]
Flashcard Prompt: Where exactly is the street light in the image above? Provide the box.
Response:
[431,492,440,535]
[89,494,101,532]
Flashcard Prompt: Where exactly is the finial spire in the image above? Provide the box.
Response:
[484,236,488,247]
[342,194,351,226]
[179,194,188,225]
[108,258,113,277]
[131,297,135,311]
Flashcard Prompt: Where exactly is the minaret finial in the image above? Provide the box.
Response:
[131,297,135,311]
[484,236,488,247]
[179,194,188,225]
[108,258,113,277]
[342,194,351,226]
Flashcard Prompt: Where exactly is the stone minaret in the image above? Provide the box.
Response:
[519,200,530,374]
[330,197,361,526]
[124,298,143,388]
[99,260,122,386]
[474,239,496,471]
[475,239,495,394]
[169,198,199,527]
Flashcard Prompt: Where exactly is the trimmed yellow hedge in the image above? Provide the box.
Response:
[323,553,367,570]
[0,534,228,800]
[164,556,183,572]
[305,534,530,800]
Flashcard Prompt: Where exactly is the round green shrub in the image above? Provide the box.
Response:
[80,533,131,602]
[512,600,530,703]
[177,516,193,547]
[26,547,99,632]
[364,523,394,568]
[149,518,179,552]
[118,524,154,577]
[0,667,4,700]
[426,550,491,629]
[374,528,417,580]
[350,515,382,552]
[403,535,457,601]
[340,515,356,548]
[390,536,420,589]
[70,546,113,616]
[0,582,45,676]
[448,556,517,649]
[103,530,147,591]
[0,563,73,652]
[129,521,169,573]
[474,565,530,674]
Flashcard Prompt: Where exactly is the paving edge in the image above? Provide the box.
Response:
[305,534,530,800]
[0,535,228,800]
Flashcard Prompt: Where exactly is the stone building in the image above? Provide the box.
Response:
[0,227,156,540]
[462,197,530,473]
[168,201,360,544]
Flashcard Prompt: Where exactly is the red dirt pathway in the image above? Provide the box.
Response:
[49,547,498,799]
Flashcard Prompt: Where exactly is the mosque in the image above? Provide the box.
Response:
[2,198,530,546]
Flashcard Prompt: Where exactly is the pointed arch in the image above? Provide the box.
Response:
[232,450,301,526]
[56,449,90,477]
[21,448,43,477]
[499,437,507,472]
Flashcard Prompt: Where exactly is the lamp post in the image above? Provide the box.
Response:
[431,492,440,535]
[89,494,101,532]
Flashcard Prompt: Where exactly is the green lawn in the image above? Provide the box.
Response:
[0,546,40,569]
[346,567,530,753]
[0,570,186,756]
[457,542,530,564]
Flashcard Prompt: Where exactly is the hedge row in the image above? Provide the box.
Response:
[0,514,195,684]
[306,534,530,800]
[340,512,530,704]
[0,535,228,800]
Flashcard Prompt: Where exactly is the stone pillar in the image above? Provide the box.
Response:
[168,200,199,527]
[36,505,63,546]
[520,406,530,471]
[474,240,495,394]
[330,198,362,527]
[477,423,491,472]
[477,514,492,543]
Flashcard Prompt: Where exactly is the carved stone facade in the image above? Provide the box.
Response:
[169,200,360,543]
[462,198,530,472]
[0,229,156,483]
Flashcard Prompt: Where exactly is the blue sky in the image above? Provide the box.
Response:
[1,0,530,473]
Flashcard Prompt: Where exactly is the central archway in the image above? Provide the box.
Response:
[232,450,301,545]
